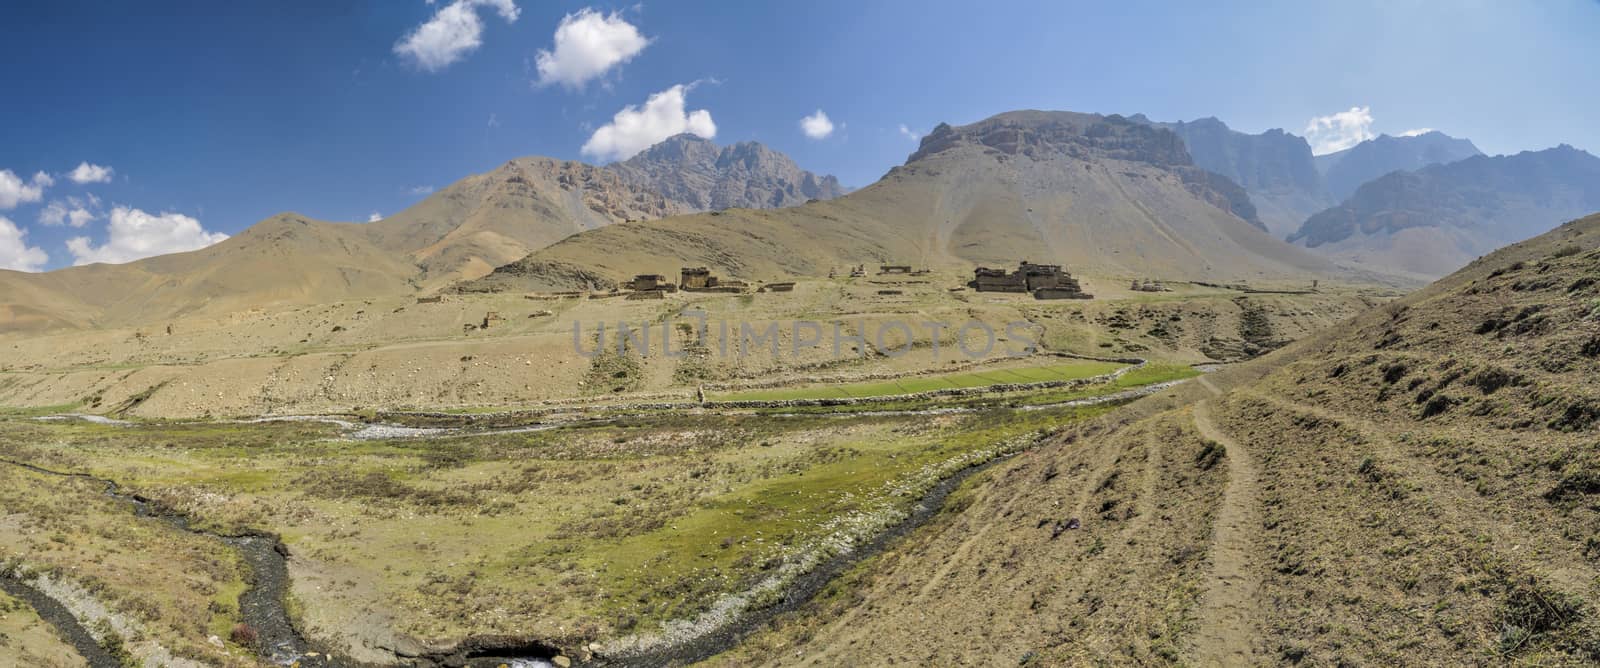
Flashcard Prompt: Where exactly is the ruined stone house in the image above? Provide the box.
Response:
[680,267,746,293]
[680,267,717,290]
[627,274,676,292]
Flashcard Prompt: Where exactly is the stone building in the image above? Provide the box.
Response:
[972,266,1029,292]
[971,260,1092,299]
[680,267,746,293]
[627,274,675,292]
[680,267,716,290]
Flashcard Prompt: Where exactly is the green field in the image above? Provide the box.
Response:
[712,359,1128,401]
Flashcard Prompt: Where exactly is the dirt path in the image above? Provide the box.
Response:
[1186,377,1262,666]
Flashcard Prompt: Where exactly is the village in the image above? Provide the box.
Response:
[418,261,1199,338]
[504,260,1112,304]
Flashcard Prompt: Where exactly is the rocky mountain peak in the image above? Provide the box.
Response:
[628,133,720,164]
[608,135,848,211]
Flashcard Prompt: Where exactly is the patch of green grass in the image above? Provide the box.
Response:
[206,578,249,641]
[713,360,1126,402]
[751,362,1200,415]
[579,403,1111,625]
[0,402,86,418]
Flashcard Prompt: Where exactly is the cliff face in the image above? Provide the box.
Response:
[1162,117,1323,194]
[608,134,848,212]
[1153,116,1334,237]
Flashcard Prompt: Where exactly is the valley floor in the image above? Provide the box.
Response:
[0,363,1182,666]
[0,273,1401,666]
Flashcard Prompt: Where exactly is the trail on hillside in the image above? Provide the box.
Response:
[1240,389,1597,595]
[1187,377,1263,666]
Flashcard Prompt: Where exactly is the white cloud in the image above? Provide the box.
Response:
[898,124,921,142]
[535,8,650,89]
[368,212,383,222]
[799,110,834,140]
[1398,128,1435,137]
[68,162,114,184]
[39,195,99,228]
[581,84,716,162]
[0,216,48,272]
[66,206,228,266]
[0,170,52,210]
[408,185,435,195]
[394,0,519,72]
[1303,106,1375,155]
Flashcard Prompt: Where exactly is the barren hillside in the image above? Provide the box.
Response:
[366,157,684,288]
[0,213,419,329]
[717,213,1600,666]
[0,143,845,331]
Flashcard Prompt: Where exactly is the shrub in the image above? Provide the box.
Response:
[229,622,259,648]
[1194,440,1224,470]
[1467,367,1521,395]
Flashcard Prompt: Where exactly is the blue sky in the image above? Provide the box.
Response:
[2,0,1598,271]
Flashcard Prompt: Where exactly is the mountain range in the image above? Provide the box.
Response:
[0,137,850,330]
[1143,116,1490,240]
[1290,144,1600,278]
[1141,115,1335,238]
[462,110,1336,293]
[1315,130,1484,200]
[4,108,1597,332]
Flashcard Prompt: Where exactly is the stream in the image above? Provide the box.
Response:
[0,446,1006,668]
[4,377,1190,667]
[0,574,121,668]
[0,456,326,667]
